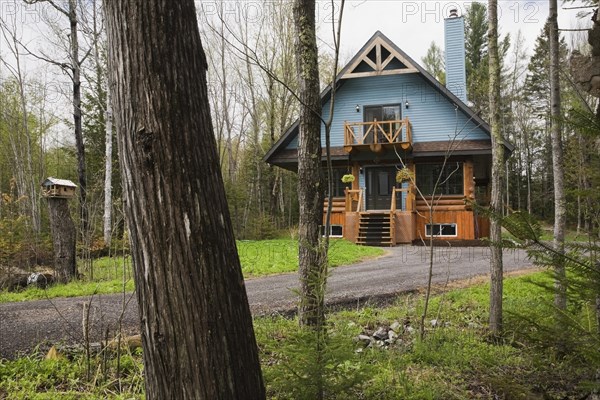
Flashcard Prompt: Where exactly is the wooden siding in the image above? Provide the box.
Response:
[444,16,467,102]
[475,215,490,239]
[324,197,346,237]
[326,212,345,226]
[394,212,415,243]
[323,75,489,146]
[286,74,489,150]
[344,212,359,243]
[415,210,476,240]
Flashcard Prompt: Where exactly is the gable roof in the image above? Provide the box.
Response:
[264,31,513,164]
[41,177,77,188]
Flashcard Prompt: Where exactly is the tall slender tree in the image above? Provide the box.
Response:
[24,0,89,236]
[293,0,326,327]
[104,0,265,398]
[549,0,567,313]
[488,0,504,336]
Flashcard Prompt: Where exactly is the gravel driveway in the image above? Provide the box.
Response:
[0,246,534,359]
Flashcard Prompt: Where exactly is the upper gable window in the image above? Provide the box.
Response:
[364,105,401,123]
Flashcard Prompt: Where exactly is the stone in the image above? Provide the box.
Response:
[373,327,387,340]
[405,326,415,334]
[27,272,54,288]
[430,319,439,327]
[388,330,398,340]
[390,321,401,332]
[356,334,373,343]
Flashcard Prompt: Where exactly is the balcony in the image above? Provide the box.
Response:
[343,118,412,154]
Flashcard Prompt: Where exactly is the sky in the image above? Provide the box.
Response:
[314,0,592,64]
[0,0,593,147]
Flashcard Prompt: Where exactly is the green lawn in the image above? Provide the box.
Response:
[238,239,384,277]
[2,271,597,399]
[0,239,383,303]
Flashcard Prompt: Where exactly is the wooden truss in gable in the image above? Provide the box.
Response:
[342,36,418,79]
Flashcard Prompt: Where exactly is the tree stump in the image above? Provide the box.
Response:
[47,198,77,283]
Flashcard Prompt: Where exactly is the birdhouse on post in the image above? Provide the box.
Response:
[41,177,77,199]
[41,177,78,283]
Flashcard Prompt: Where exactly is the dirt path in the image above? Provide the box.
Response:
[0,246,535,359]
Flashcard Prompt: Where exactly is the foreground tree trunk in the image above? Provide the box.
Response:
[47,198,76,283]
[488,0,504,336]
[293,0,326,327]
[104,1,265,398]
[549,0,567,313]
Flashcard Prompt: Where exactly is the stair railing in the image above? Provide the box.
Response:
[344,189,363,213]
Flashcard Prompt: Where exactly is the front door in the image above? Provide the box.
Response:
[366,167,398,210]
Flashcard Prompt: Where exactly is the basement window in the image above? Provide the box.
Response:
[322,225,343,237]
[425,223,457,237]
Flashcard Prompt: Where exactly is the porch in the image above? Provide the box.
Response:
[322,160,490,246]
[344,187,415,246]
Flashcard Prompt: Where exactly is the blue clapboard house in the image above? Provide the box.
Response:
[264,10,512,245]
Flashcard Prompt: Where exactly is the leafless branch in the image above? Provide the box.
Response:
[206,8,328,127]
[23,0,69,18]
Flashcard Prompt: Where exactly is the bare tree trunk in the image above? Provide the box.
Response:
[103,89,113,245]
[104,1,265,398]
[488,0,504,336]
[549,0,567,313]
[0,12,41,233]
[293,0,325,327]
[47,198,76,283]
[68,0,88,234]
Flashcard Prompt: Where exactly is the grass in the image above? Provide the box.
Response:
[503,223,593,243]
[0,239,383,303]
[2,271,598,399]
[238,238,384,277]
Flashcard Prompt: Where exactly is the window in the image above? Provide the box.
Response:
[327,168,350,198]
[364,105,401,143]
[425,223,457,237]
[321,225,343,237]
[416,163,463,196]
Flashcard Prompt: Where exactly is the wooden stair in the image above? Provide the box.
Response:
[357,212,393,246]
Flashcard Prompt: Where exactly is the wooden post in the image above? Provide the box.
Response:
[42,178,78,283]
[463,159,475,202]
[47,197,77,283]
[352,163,360,190]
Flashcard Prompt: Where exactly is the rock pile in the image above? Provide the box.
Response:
[354,321,414,352]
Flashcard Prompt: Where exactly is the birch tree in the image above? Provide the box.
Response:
[104,0,265,398]
[488,0,504,336]
[24,0,90,235]
[549,0,567,314]
[0,9,41,233]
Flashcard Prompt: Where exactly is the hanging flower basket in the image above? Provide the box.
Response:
[341,174,355,184]
[395,167,414,183]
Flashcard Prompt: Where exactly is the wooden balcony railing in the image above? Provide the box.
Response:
[344,118,412,153]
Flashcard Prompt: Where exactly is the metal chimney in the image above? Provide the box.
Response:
[444,9,467,102]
